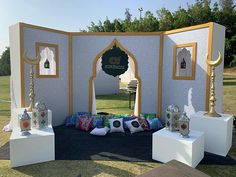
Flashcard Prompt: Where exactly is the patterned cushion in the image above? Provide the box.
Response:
[123,117,136,129]
[101,115,113,127]
[92,116,103,128]
[65,114,79,126]
[109,118,125,133]
[147,118,164,130]
[125,118,144,134]
[137,117,149,130]
[76,117,93,131]
[90,127,110,136]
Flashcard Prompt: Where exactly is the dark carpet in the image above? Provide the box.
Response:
[1,126,236,166]
[54,125,155,162]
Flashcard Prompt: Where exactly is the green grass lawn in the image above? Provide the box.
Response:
[0,75,236,177]
[96,93,134,115]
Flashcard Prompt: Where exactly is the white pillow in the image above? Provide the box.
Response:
[90,127,109,136]
[125,118,144,134]
[109,118,125,133]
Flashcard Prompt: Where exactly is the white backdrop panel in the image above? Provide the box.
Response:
[162,28,209,118]
[23,27,69,126]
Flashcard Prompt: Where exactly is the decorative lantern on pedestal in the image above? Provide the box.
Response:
[165,104,181,131]
[19,109,31,136]
[32,101,48,129]
[179,112,190,138]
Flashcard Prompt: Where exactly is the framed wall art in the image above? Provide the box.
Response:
[172,42,197,80]
[36,42,59,78]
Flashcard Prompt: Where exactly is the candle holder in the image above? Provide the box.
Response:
[19,109,31,136]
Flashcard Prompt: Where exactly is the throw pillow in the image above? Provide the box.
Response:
[125,118,144,134]
[92,116,103,128]
[147,118,164,130]
[123,117,136,129]
[90,127,110,136]
[137,117,149,130]
[109,118,125,133]
[76,117,93,131]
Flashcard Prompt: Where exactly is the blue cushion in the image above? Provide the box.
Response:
[65,116,74,126]
[77,112,92,117]
[92,117,103,128]
[147,118,163,130]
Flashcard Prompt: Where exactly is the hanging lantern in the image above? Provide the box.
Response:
[32,101,48,129]
[19,109,31,136]
[165,104,181,131]
[44,59,50,69]
[179,112,190,138]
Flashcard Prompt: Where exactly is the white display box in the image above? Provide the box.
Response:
[152,128,204,168]
[190,111,233,156]
[10,108,54,167]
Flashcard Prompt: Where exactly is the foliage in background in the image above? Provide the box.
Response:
[85,0,236,67]
[0,47,10,76]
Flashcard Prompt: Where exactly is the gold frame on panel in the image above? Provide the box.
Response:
[172,42,197,80]
[35,42,59,78]
[88,38,142,115]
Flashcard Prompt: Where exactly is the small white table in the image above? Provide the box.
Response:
[152,128,204,168]
[10,108,55,167]
[190,111,233,156]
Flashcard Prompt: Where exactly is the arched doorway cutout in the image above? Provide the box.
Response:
[88,38,141,116]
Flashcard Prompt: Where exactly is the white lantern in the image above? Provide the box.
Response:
[179,112,190,138]
[165,104,181,131]
[19,109,31,136]
[32,101,48,129]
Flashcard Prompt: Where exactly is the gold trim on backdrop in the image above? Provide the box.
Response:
[88,38,142,115]
[172,42,197,80]
[35,42,59,78]
[20,23,25,107]
[157,34,164,118]
[19,22,68,35]
[68,34,73,115]
[164,23,211,35]
[71,32,163,36]
[206,22,214,111]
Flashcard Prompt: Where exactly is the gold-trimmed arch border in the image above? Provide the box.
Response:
[88,38,142,115]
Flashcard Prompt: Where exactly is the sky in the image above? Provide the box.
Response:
[0,0,221,54]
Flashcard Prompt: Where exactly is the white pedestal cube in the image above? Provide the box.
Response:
[190,111,233,156]
[152,128,204,168]
[10,108,54,167]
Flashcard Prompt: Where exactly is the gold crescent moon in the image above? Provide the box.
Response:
[23,52,41,65]
[206,51,222,67]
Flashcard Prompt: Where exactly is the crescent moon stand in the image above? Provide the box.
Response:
[204,51,222,118]
[23,52,41,112]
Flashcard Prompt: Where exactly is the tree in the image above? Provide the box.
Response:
[157,8,174,30]
[85,1,236,67]
[0,47,11,76]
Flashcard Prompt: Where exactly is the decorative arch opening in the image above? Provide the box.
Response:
[88,38,141,116]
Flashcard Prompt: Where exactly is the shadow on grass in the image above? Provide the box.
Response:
[0,142,10,160]
[223,77,236,81]
[223,82,236,86]
[97,106,131,110]
[96,93,130,101]
[14,160,135,177]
